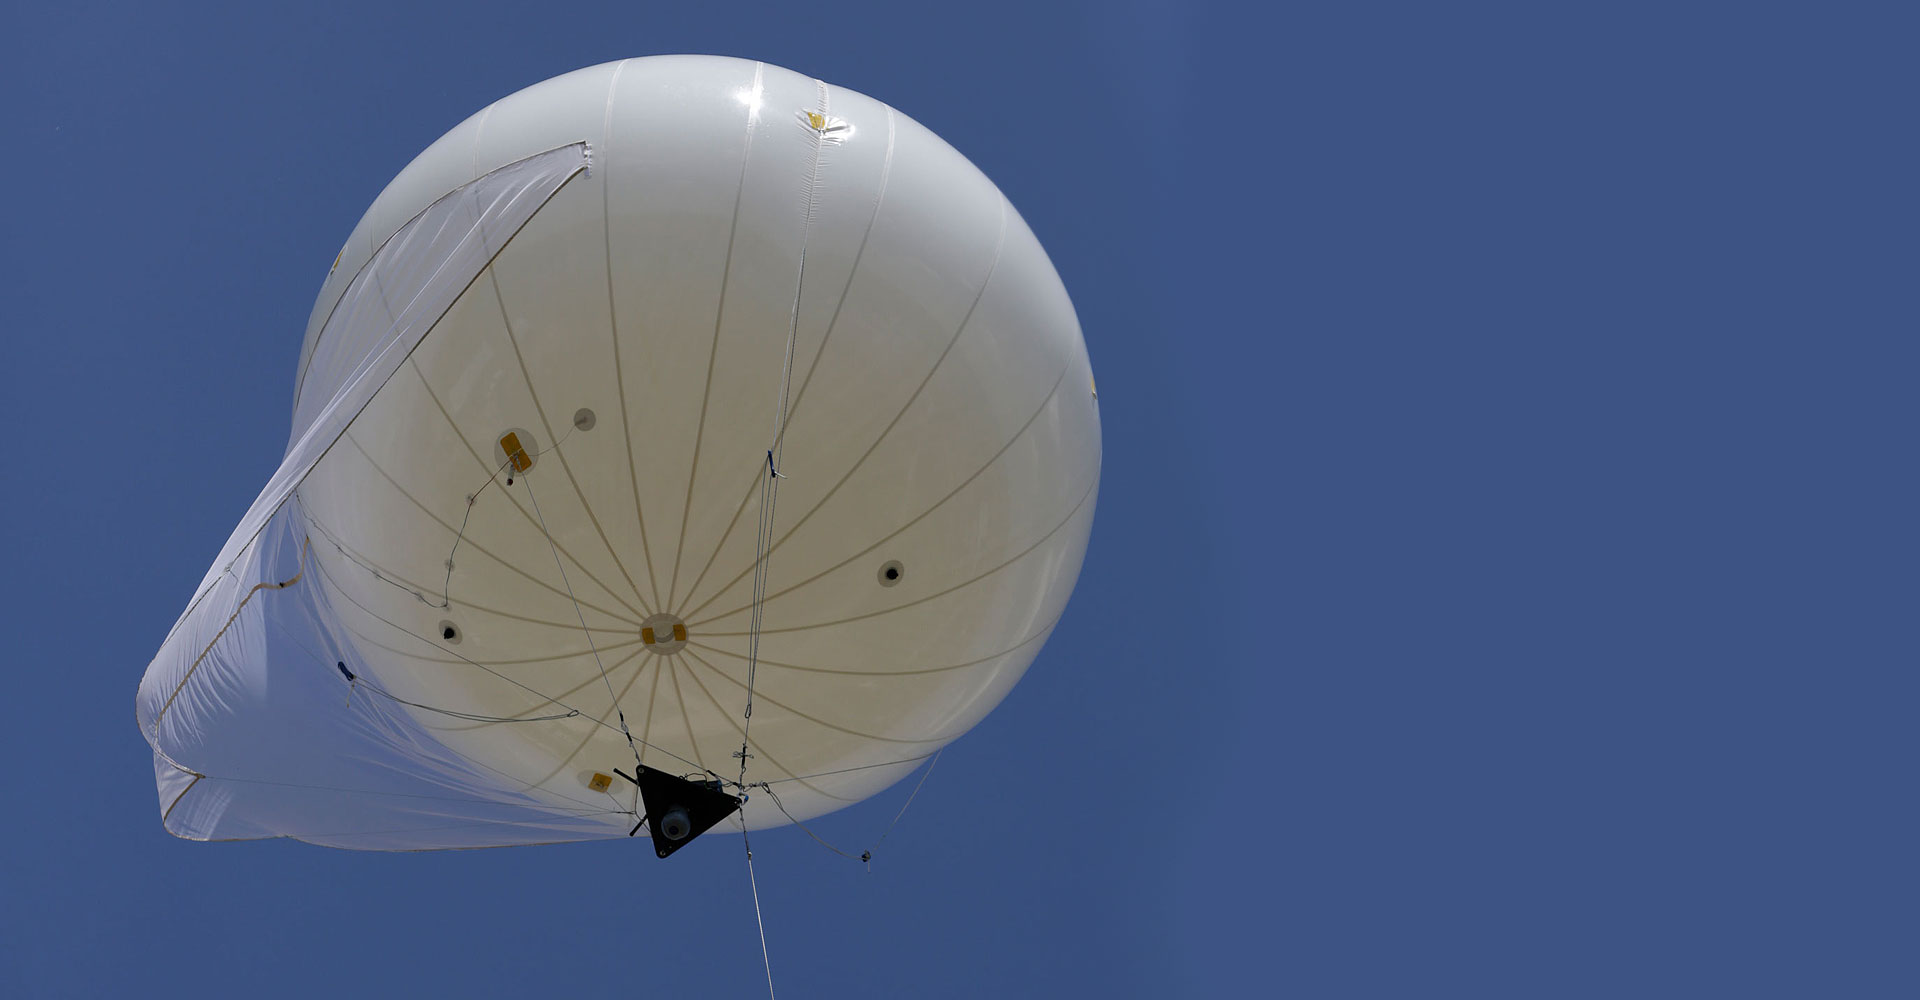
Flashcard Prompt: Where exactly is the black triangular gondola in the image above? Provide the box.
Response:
[615,764,742,858]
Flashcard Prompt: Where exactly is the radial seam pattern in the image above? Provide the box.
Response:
[679,197,1011,621]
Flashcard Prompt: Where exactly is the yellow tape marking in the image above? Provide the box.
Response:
[499,431,532,473]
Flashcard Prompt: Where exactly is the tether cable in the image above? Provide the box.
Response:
[743,818,777,999]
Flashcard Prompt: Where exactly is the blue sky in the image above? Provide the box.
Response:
[3,2,1914,996]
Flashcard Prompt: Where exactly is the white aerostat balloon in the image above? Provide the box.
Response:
[137,56,1099,850]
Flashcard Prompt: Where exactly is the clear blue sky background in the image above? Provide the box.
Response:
[2,2,1913,996]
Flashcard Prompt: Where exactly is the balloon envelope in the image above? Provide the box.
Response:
[137,55,1099,850]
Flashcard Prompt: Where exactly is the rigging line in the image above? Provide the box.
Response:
[325,612,647,729]
[737,83,830,788]
[698,475,1097,638]
[151,537,311,734]
[522,467,648,775]
[165,152,589,654]
[486,268,656,619]
[431,425,576,607]
[337,421,582,612]
[283,811,633,842]
[184,159,577,639]
[769,80,829,475]
[338,662,582,724]
[266,614,617,813]
[259,589,605,811]
[681,609,1060,675]
[638,647,665,769]
[256,603,585,729]
[693,360,1071,627]
[308,530,631,642]
[760,752,938,784]
[738,453,775,779]
[171,772,620,814]
[673,650,855,803]
[665,60,765,611]
[306,534,712,777]
[295,497,634,637]
[327,433,640,628]
[679,646,951,747]
[868,749,940,858]
[406,357,650,619]
[755,751,940,868]
[676,196,1009,625]
[389,446,513,610]
[675,105,894,617]
[599,785,639,820]
[742,816,778,1000]
[757,784,863,861]
[323,626,641,668]
[520,654,657,788]
[663,657,707,774]
[597,58,665,611]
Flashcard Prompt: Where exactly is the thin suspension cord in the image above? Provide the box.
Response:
[337,661,580,724]
[758,784,862,861]
[172,600,628,823]
[752,749,942,867]
[726,91,840,1000]
[355,424,579,611]
[738,451,778,781]
[869,748,940,857]
[151,537,312,733]
[520,470,650,776]
[759,752,938,784]
[267,600,585,728]
[737,87,831,789]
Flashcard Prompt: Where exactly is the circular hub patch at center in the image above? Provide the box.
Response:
[638,612,688,655]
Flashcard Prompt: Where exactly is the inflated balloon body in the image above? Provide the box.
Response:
[136,56,1099,850]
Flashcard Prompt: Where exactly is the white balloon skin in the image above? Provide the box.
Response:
[291,56,1100,830]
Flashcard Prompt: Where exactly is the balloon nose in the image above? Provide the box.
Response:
[659,807,691,841]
